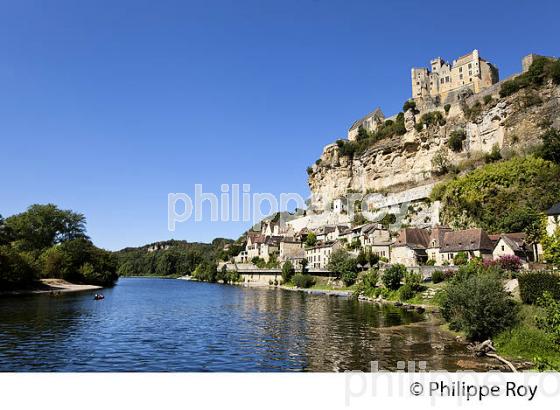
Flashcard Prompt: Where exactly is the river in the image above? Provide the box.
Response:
[0,278,477,371]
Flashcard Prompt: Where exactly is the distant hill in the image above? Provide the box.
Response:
[114,238,235,277]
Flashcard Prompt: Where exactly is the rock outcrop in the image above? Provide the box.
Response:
[308,81,560,210]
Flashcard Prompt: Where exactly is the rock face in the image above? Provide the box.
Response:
[308,82,560,210]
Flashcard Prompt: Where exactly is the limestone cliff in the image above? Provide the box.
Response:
[308,81,560,210]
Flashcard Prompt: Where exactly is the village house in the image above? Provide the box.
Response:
[546,202,560,236]
[305,241,342,269]
[426,226,453,265]
[361,223,391,259]
[390,228,430,267]
[491,233,535,265]
[439,228,494,265]
[279,238,304,263]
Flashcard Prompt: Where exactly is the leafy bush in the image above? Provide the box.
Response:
[398,283,415,301]
[500,57,560,98]
[484,144,502,163]
[432,270,445,284]
[419,111,445,128]
[536,128,560,165]
[483,95,493,105]
[453,252,468,266]
[382,264,406,290]
[192,260,218,283]
[536,292,560,345]
[292,273,315,288]
[341,270,358,287]
[444,104,451,114]
[496,255,522,273]
[518,271,560,304]
[0,245,36,290]
[403,100,417,112]
[448,130,467,152]
[305,232,317,247]
[404,270,422,291]
[362,268,379,289]
[306,166,313,175]
[426,259,436,266]
[442,272,519,340]
[281,261,295,283]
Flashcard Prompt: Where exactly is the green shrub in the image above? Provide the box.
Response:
[398,283,415,301]
[403,100,417,112]
[444,104,451,114]
[448,129,467,152]
[426,259,436,266]
[518,271,560,304]
[404,270,422,291]
[536,292,560,345]
[382,264,406,290]
[292,273,315,288]
[281,261,295,283]
[453,251,468,266]
[442,272,519,341]
[306,166,313,175]
[432,270,445,284]
[341,270,358,286]
[483,95,493,105]
[536,128,560,165]
[0,245,36,290]
[362,268,379,289]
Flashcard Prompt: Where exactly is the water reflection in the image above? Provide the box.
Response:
[0,278,472,372]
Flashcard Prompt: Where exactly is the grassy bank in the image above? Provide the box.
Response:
[494,304,560,370]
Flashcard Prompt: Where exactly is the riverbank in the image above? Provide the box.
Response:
[0,279,101,297]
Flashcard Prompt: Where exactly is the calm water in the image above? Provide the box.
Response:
[0,278,473,372]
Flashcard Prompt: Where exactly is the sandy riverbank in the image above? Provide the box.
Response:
[0,279,102,296]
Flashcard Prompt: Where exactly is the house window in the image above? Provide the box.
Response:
[460,74,463,80]
[440,78,444,84]
[459,67,462,73]
[468,63,472,69]
[501,245,505,251]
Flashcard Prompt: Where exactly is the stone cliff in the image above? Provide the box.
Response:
[308,80,560,211]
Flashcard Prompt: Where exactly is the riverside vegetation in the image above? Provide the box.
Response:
[0,204,118,291]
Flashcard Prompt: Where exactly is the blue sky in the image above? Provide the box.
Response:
[1,0,559,250]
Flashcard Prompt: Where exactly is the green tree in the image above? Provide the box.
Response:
[281,261,295,283]
[542,227,560,267]
[305,232,317,247]
[5,204,87,252]
[0,245,36,290]
[442,271,519,341]
[453,251,469,266]
[382,264,406,290]
[328,249,358,286]
[537,128,560,165]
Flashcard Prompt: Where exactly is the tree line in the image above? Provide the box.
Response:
[0,204,118,290]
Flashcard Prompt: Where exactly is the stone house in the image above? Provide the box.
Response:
[439,228,494,265]
[244,233,281,263]
[305,241,342,269]
[361,224,391,259]
[279,238,304,262]
[347,107,385,141]
[546,203,560,236]
[426,226,453,265]
[491,233,534,265]
[390,228,431,267]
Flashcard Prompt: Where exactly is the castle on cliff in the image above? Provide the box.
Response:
[411,49,499,103]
